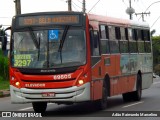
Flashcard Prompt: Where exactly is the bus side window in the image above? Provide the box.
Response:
[109,26,115,40]
[143,30,151,53]
[115,27,121,40]
[99,25,109,39]
[90,30,100,56]
[132,29,138,41]
[109,26,120,54]
[99,25,110,54]
[137,29,145,53]
[129,28,138,53]
[119,28,129,53]
[138,29,142,40]
[125,28,129,40]
[143,30,150,41]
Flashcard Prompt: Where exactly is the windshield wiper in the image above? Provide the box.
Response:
[58,25,69,63]
[37,36,41,61]
[28,27,39,49]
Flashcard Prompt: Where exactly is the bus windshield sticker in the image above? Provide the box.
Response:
[14,54,32,67]
[48,30,59,41]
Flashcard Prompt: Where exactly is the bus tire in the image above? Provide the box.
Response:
[122,92,132,102]
[32,102,47,113]
[133,74,142,101]
[94,81,108,110]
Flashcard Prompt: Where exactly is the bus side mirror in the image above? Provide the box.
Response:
[2,36,7,50]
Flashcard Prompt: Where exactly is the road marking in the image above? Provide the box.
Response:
[19,107,33,111]
[18,103,54,111]
[153,81,160,85]
[122,101,144,108]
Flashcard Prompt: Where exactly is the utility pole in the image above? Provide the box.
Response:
[129,0,132,19]
[125,0,135,20]
[138,1,160,21]
[14,0,21,15]
[135,12,150,21]
[82,0,86,13]
[68,0,72,11]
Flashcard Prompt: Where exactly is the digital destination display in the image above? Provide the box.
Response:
[18,15,80,26]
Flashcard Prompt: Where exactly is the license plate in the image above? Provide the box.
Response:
[42,92,55,97]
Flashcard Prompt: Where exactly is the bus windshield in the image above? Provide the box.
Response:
[11,28,86,69]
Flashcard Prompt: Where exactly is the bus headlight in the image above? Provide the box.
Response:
[78,80,84,85]
[15,82,20,87]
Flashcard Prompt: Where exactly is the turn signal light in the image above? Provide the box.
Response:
[11,76,15,81]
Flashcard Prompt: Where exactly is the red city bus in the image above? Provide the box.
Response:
[9,12,153,113]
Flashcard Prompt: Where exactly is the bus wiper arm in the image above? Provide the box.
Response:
[58,25,69,52]
[28,27,39,49]
[58,25,69,63]
[37,36,41,61]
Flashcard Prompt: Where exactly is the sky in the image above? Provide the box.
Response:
[1,0,160,35]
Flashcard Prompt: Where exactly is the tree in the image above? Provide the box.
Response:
[0,28,9,80]
[152,35,160,73]
[0,28,7,51]
[151,29,156,37]
[154,64,160,75]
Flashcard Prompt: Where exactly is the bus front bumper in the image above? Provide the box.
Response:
[10,83,91,104]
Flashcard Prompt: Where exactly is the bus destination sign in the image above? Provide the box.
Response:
[18,15,80,26]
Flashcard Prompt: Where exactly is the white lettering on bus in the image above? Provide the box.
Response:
[25,83,45,88]
[53,74,72,80]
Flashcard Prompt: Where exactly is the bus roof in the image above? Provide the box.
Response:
[88,14,149,28]
[130,20,149,28]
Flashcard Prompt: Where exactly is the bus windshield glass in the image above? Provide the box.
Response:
[11,28,86,68]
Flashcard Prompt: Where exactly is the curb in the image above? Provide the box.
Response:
[0,90,10,98]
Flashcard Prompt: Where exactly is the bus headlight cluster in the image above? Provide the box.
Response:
[11,76,20,88]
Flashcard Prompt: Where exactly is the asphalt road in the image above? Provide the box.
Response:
[0,77,160,120]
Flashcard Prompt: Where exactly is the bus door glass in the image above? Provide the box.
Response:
[90,30,100,56]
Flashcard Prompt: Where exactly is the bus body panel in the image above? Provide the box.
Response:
[88,14,152,99]
[10,67,86,89]
[10,82,90,103]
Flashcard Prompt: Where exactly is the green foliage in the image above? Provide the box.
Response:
[152,36,160,74]
[0,76,9,90]
[154,64,160,75]
[0,50,9,81]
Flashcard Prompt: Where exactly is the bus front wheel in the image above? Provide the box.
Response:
[94,81,108,110]
[32,102,47,113]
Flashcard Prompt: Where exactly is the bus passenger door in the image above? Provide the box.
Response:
[90,30,103,101]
